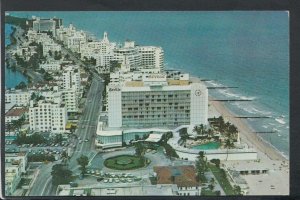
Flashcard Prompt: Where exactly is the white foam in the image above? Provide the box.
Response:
[275,118,286,125]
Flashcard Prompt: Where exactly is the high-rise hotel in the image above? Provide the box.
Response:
[107,73,208,128]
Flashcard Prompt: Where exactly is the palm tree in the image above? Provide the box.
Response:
[207,128,214,138]
[233,185,242,195]
[135,142,146,164]
[208,178,216,191]
[224,138,234,161]
[193,126,198,134]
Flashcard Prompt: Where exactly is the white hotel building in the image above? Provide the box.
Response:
[5,90,32,106]
[62,65,81,95]
[113,40,164,72]
[107,74,208,128]
[29,100,67,133]
[96,73,208,149]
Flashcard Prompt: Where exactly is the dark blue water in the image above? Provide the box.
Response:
[5,23,28,89]
[8,11,289,157]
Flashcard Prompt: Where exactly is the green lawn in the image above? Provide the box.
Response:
[104,155,150,170]
[208,164,235,195]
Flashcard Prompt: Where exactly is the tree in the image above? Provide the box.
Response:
[48,50,53,56]
[210,159,220,168]
[164,143,179,159]
[224,138,234,160]
[77,155,89,176]
[64,54,70,60]
[208,183,215,191]
[54,134,63,144]
[15,81,27,89]
[51,164,73,185]
[43,72,54,81]
[30,92,37,100]
[39,68,46,74]
[209,178,216,191]
[135,134,140,141]
[70,125,76,134]
[234,185,242,195]
[61,151,69,165]
[135,142,145,158]
[196,151,208,183]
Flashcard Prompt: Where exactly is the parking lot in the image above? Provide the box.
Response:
[5,133,80,161]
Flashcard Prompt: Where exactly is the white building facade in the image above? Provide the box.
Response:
[107,74,208,128]
[29,100,67,133]
[62,65,81,95]
[5,90,32,106]
[5,152,28,196]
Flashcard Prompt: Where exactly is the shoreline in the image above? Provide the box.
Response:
[5,25,43,87]
[190,76,288,161]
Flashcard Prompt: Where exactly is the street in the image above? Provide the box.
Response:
[28,51,104,196]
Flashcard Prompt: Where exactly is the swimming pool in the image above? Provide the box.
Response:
[191,142,221,150]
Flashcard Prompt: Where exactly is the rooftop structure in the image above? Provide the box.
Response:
[58,184,178,196]
[154,165,201,196]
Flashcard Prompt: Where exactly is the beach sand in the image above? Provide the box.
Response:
[191,76,288,161]
[191,76,289,194]
[209,99,287,161]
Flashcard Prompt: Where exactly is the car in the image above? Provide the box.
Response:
[115,179,120,183]
[79,141,82,144]
[109,178,113,183]
[84,139,88,142]
[69,182,78,187]
[104,179,108,183]
[97,178,104,182]
[55,144,59,147]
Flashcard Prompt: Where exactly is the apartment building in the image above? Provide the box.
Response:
[39,59,61,71]
[5,152,28,196]
[5,90,32,106]
[62,65,81,95]
[29,100,67,133]
[139,46,164,71]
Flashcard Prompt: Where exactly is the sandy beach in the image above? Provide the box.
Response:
[191,76,288,161]
[209,99,287,161]
[191,76,289,195]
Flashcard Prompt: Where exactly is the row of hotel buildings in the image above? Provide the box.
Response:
[6,16,209,142]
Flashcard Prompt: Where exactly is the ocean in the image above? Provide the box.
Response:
[6,11,289,158]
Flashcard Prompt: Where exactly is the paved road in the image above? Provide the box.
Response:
[28,162,56,196]
[22,33,104,196]
[69,73,104,172]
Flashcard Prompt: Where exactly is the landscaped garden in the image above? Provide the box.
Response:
[208,163,236,195]
[104,155,150,170]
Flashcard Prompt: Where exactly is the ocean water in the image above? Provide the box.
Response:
[8,11,289,157]
[5,23,28,89]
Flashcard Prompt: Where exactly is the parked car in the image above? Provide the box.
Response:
[69,182,78,187]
